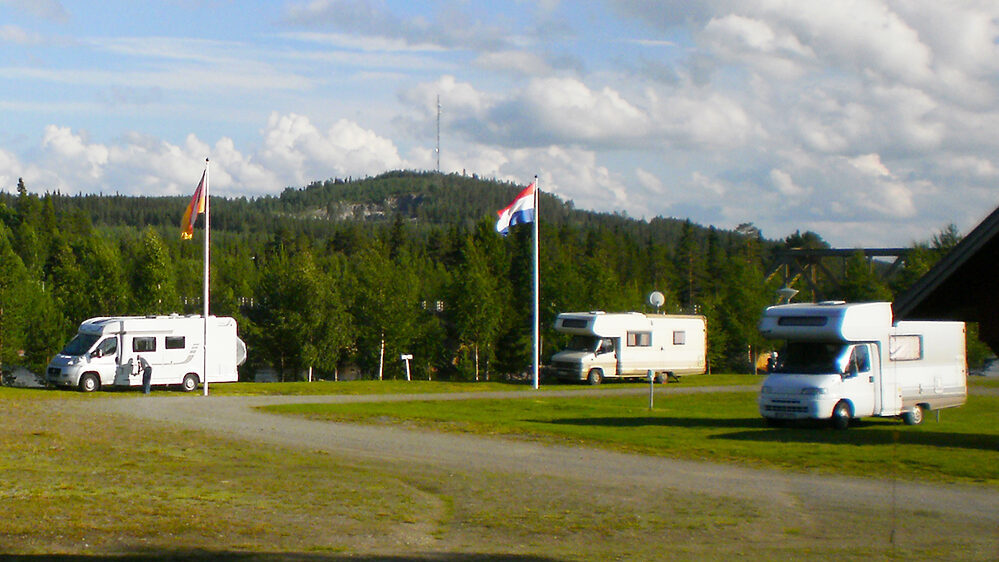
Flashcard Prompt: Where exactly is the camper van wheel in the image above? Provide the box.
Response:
[831,401,851,430]
[902,405,924,425]
[78,373,100,393]
[586,369,603,385]
[181,374,199,393]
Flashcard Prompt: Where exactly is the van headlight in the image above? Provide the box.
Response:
[800,387,827,395]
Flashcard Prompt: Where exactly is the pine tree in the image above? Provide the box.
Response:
[839,250,892,302]
[449,237,502,380]
[46,236,90,328]
[348,244,421,379]
[78,236,129,318]
[0,224,33,370]
[130,227,181,314]
[675,220,706,312]
[251,249,352,380]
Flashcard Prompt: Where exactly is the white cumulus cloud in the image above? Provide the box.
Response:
[259,112,405,187]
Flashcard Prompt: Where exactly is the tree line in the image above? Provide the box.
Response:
[0,172,982,382]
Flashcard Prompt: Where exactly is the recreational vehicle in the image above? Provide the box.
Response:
[549,312,707,384]
[758,301,966,428]
[46,315,247,392]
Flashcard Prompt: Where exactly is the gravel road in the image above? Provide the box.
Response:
[93,385,999,527]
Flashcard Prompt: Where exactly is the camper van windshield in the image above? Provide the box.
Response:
[61,333,101,356]
[773,342,849,374]
[566,336,600,352]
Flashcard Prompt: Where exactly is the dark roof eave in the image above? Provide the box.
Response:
[894,204,999,319]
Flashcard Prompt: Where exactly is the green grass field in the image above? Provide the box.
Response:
[264,386,999,486]
[0,391,438,557]
[203,373,759,395]
[2,376,997,559]
[970,375,999,388]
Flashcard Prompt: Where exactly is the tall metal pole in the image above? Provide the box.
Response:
[203,158,210,396]
[532,175,540,390]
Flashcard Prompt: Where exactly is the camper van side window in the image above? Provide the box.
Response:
[133,337,156,353]
[851,345,871,373]
[165,336,186,350]
[673,331,686,345]
[627,331,652,347]
[889,335,922,361]
[97,337,117,356]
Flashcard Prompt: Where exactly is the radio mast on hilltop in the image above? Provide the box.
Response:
[436,94,441,173]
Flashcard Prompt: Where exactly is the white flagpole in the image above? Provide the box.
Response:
[532,175,540,390]
[203,158,211,396]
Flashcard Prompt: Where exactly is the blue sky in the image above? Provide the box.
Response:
[2,0,998,247]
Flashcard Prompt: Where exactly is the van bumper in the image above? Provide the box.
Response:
[45,366,78,387]
[549,361,585,381]
[759,396,836,420]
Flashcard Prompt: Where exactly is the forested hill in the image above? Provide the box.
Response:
[266,171,703,238]
[6,170,761,252]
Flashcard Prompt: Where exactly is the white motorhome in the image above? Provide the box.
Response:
[549,312,707,384]
[758,301,966,429]
[46,315,247,392]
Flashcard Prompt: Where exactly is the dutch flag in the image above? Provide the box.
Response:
[495,182,536,235]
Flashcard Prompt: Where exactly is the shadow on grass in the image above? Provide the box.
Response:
[2,551,566,562]
[540,416,999,451]
[714,425,999,451]
[539,416,762,429]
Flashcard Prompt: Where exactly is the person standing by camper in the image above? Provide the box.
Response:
[137,355,152,394]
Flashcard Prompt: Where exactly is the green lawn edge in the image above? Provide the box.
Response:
[5,372,991,398]
[0,372,759,398]
[263,389,999,487]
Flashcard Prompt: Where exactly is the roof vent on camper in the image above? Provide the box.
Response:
[818,301,846,306]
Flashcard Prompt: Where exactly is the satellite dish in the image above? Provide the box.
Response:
[648,291,665,310]
[235,338,248,366]
[777,287,799,304]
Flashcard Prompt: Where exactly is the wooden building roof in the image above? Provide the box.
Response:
[894,204,999,352]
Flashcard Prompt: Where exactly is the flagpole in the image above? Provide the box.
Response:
[202,158,210,396]
[532,175,540,390]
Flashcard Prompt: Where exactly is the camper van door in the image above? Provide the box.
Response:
[88,336,119,386]
[841,343,880,417]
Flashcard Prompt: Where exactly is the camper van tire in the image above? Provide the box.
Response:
[587,369,603,385]
[831,401,852,430]
[78,373,100,393]
[902,404,924,425]
[181,374,200,393]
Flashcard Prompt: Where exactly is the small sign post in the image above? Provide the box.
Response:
[648,369,655,410]
[400,354,413,381]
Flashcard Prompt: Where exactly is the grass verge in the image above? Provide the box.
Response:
[2,385,996,559]
[0,396,438,557]
[264,390,999,486]
[970,375,999,389]
[151,373,760,396]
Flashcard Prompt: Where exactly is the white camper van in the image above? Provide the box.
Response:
[758,301,966,429]
[549,312,707,384]
[46,315,247,392]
